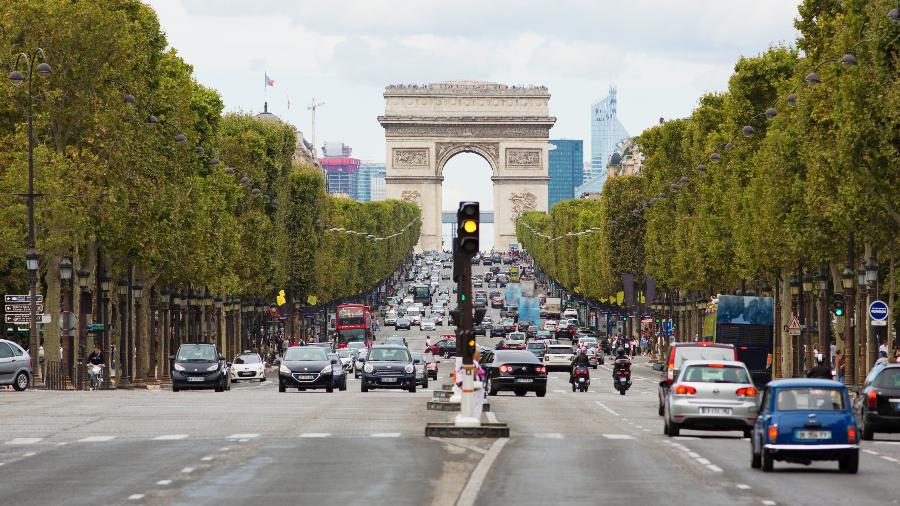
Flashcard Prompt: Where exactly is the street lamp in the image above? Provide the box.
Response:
[78,268,90,291]
[116,276,129,387]
[865,259,878,285]
[841,266,855,387]
[789,278,800,297]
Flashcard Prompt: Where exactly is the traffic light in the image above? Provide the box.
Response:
[833,293,845,316]
[459,329,477,361]
[474,307,487,325]
[457,202,480,256]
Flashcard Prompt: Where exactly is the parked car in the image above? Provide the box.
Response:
[663,360,759,438]
[856,363,900,440]
[750,378,859,473]
[172,343,229,392]
[657,342,737,416]
[482,349,547,397]
[0,339,33,391]
[359,345,417,393]
[278,347,337,393]
[230,351,266,383]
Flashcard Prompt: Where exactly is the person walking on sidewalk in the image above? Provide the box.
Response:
[834,350,845,383]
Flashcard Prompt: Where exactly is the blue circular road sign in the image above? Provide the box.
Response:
[868,300,888,321]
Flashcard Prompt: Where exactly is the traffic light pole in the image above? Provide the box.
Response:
[454,249,479,427]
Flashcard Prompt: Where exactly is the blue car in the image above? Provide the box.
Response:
[750,378,860,473]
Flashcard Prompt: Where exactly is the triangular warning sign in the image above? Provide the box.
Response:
[788,314,801,330]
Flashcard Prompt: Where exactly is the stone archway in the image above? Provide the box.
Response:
[379,81,555,251]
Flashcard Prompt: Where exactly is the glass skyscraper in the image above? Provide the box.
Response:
[579,86,629,195]
[354,162,387,202]
[548,139,583,208]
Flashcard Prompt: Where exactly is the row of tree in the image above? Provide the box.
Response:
[0,0,419,367]
[518,0,898,377]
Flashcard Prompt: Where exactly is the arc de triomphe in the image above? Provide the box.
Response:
[379,81,555,252]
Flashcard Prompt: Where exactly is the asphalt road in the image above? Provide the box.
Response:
[1,261,898,505]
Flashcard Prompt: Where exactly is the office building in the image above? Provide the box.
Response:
[548,139,583,208]
[578,86,629,195]
[355,162,387,202]
[320,141,360,197]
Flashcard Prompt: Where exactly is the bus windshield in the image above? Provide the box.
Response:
[337,306,366,326]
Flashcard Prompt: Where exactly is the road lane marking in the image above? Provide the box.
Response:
[128,494,144,501]
[602,434,634,440]
[6,438,42,445]
[157,480,172,486]
[201,456,214,461]
[534,433,564,439]
[370,433,401,438]
[761,501,776,505]
[553,389,565,393]
[706,464,723,472]
[78,436,116,442]
[219,447,230,451]
[456,438,509,506]
[594,401,620,416]
[863,449,879,455]
[227,433,259,440]
[154,434,188,441]
[881,456,899,463]
[181,467,194,473]
[687,452,701,458]
[696,458,711,465]
[23,452,36,457]
[736,484,751,490]
[299,433,331,438]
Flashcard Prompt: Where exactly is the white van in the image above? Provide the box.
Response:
[406,306,423,324]
[562,308,579,320]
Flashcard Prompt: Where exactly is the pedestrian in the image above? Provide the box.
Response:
[281,336,289,356]
[834,349,845,384]
[37,342,44,380]
[829,343,837,368]
[878,341,888,357]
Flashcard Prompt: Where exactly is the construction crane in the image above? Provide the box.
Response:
[307,98,325,159]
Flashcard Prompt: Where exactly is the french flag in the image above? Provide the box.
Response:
[265,73,275,87]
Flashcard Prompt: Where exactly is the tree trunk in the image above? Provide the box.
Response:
[889,249,895,358]
[780,269,793,378]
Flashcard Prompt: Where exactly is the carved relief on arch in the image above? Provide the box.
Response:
[435,142,499,174]
[509,191,537,219]
[392,148,429,168]
[400,190,422,207]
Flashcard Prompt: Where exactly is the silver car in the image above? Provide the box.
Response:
[664,360,759,438]
[410,352,429,388]
[0,339,33,391]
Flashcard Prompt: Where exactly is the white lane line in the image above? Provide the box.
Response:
[0,462,4,466]
[687,452,701,458]
[881,456,899,463]
[874,441,900,446]
[485,411,499,424]
[761,501,777,505]
[227,433,259,440]
[128,494,144,501]
[534,433,564,439]
[863,449,880,455]
[736,484,751,490]
[56,442,67,446]
[201,456,214,461]
[370,433,401,438]
[456,438,509,506]
[219,447,230,452]
[706,464,723,473]
[299,433,331,438]
[23,452,36,457]
[181,467,194,473]
[154,434,188,441]
[157,480,172,486]
[594,401,620,416]
[602,434,634,440]
[6,438,42,445]
[642,428,651,432]
[696,458,711,465]
[553,389,565,393]
[78,436,116,442]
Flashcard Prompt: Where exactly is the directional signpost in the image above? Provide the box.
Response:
[869,300,889,327]
[3,294,46,326]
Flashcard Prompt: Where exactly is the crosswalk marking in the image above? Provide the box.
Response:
[181,467,194,473]
[370,433,401,438]
[696,457,711,465]
[128,494,144,501]
[602,434,634,440]
[154,434,188,441]
[201,455,214,461]
[736,484,751,490]
[227,433,259,440]
[78,436,116,442]
[299,433,331,438]
[6,438,42,445]
[157,480,172,486]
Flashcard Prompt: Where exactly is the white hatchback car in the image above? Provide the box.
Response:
[420,319,437,331]
[230,352,266,383]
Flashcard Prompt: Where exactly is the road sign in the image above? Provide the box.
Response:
[788,314,801,336]
[869,300,888,321]
[58,311,77,332]
[86,323,105,332]
[4,304,44,313]
[4,313,51,325]
[4,294,44,303]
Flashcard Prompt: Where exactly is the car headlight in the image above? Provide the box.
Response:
[404,364,414,374]
[174,364,185,372]
[321,364,333,374]
[279,364,291,374]
[206,364,219,372]
[364,364,374,373]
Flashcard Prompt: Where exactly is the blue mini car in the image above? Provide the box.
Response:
[750,378,860,473]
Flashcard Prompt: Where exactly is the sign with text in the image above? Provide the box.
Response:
[5,304,44,313]
[4,294,44,303]
[4,313,51,325]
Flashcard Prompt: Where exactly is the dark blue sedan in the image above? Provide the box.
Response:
[750,378,860,473]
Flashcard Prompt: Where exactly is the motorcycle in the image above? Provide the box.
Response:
[612,357,632,395]
[571,365,590,392]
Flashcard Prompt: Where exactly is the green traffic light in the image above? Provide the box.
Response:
[835,308,844,316]
[461,294,466,301]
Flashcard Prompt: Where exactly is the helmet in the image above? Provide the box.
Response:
[616,347,625,356]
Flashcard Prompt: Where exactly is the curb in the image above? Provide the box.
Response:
[425,421,509,438]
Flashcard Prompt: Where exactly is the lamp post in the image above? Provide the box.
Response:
[133,280,145,386]
[816,269,829,368]
[159,286,170,383]
[9,50,51,386]
[865,254,878,373]
[59,257,73,386]
[789,277,801,377]
[841,267,855,387]
[802,272,814,372]
[100,273,112,372]
[117,276,131,388]
[857,265,867,384]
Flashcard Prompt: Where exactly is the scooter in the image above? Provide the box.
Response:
[612,358,632,395]
[571,365,590,392]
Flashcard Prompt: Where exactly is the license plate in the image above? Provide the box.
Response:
[619,377,627,383]
[797,430,831,440]
[516,378,533,383]
[381,377,397,383]
[699,407,732,415]
[297,374,315,381]
[187,377,204,382]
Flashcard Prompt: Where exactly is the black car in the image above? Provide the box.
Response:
[359,345,417,393]
[278,347,337,393]
[857,363,900,440]
[482,349,547,397]
[171,343,229,392]
[395,317,411,330]
[327,353,349,391]
[473,324,487,336]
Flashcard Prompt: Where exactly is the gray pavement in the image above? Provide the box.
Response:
[1,261,898,505]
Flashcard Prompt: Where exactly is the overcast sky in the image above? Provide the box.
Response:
[146,0,802,219]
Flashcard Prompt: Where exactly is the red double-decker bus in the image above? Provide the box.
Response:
[335,304,373,348]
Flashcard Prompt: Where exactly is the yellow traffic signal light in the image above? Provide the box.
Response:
[456,202,480,256]
[463,219,478,233]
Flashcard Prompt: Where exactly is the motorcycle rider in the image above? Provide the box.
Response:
[87,345,105,389]
[806,355,832,379]
[612,346,630,377]
[570,348,590,384]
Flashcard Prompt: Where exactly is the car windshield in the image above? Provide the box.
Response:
[675,347,734,366]
[234,354,259,364]
[176,345,217,362]
[368,347,411,362]
[875,368,900,388]
[508,333,525,341]
[283,348,328,361]
[348,342,366,349]
[527,343,545,349]
[776,388,845,411]
[681,364,750,383]
[547,345,572,354]
[337,349,352,358]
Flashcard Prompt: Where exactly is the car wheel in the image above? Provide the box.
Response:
[361,381,368,393]
[409,383,416,393]
[751,438,762,469]
[215,382,224,393]
[762,451,774,472]
[230,378,237,384]
[423,375,429,389]
[839,452,859,474]
[486,377,498,396]
[13,371,29,391]
[743,428,752,439]
[259,377,266,383]
[279,383,286,393]
[326,383,334,393]
[172,384,180,393]
[536,387,546,397]
[514,389,527,397]
[861,418,874,441]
